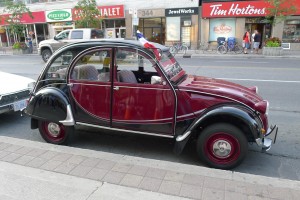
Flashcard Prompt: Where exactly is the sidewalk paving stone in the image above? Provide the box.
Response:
[0,136,300,200]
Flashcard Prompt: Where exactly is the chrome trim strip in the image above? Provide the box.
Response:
[113,118,173,123]
[76,122,174,138]
[181,89,265,129]
[181,89,255,112]
[176,131,191,142]
[59,104,75,126]
[115,85,170,91]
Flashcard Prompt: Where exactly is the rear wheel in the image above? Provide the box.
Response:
[196,123,248,169]
[41,49,52,62]
[38,120,74,145]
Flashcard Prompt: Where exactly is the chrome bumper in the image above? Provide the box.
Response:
[255,125,278,152]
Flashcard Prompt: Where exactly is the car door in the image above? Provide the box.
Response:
[68,47,113,127]
[112,47,176,136]
[52,30,70,52]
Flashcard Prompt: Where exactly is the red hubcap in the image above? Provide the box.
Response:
[204,132,241,165]
[41,121,66,142]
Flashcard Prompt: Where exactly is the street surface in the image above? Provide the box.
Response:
[0,55,299,181]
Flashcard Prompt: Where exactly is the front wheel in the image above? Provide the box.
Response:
[234,45,243,54]
[41,49,52,62]
[38,120,74,145]
[217,45,227,54]
[196,123,248,169]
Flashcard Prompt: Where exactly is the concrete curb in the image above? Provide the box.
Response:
[1,136,299,191]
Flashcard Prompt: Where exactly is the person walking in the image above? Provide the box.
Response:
[243,30,250,54]
[251,31,255,53]
[26,35,33,54]
[253,30,261,54]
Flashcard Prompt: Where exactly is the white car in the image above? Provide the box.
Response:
[0,71,35,114]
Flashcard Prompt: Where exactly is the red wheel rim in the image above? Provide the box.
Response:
[41,121,66,143]
[204,132,241,165]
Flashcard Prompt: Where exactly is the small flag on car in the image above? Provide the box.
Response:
[136,30,161,60]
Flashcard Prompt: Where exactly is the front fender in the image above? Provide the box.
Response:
[174,105,263,154]
[25,87,70,123]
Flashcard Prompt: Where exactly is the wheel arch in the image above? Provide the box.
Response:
[25,87,74,127]
[174,105,262,154]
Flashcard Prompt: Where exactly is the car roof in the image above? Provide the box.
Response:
[61,38,169,52]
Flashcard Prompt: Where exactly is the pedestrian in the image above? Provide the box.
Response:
[253,30,261,54]
[251,31,255,53]
[243,30,250,54]
[26,35,33,54]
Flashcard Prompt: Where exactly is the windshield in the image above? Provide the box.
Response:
[159,51,185,82]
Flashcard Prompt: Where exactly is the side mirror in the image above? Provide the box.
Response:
[54,36,58,40]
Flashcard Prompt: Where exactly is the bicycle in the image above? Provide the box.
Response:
[194,41,216,54]
[169,42,188,55]
[217,41,243,54]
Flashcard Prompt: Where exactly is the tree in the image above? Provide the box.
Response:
[3,2,33,43]
[265,0,297,26]
[73,0,102,28]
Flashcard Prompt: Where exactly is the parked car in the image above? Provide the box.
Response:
[0,71,35,114]
[38,28,104,62]
[25,39,278,169]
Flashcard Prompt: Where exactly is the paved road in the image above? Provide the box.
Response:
[0,55,299,181]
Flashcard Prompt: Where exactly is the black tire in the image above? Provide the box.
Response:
[196,123,248,170]
[38,120,74,145]
[217,45,227,54]
[42,49,52,62]
[234,45,243,54]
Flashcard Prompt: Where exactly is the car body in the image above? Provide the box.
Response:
[0,71,35,114]
[38,28,104,62]
[25,39,278,169]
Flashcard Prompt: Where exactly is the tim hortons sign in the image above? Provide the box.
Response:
[202,1,269,18]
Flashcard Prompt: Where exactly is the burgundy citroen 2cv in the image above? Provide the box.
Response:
[25,39,278,169]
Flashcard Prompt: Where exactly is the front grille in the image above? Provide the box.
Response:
[0,90,30,106]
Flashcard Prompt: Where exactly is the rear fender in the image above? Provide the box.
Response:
[174,106,262,154]
[25,87,74,125]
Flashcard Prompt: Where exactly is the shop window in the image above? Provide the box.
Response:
[209,18,236,42]
[282,20,300,43]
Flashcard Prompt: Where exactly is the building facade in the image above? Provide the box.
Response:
[0,0,299,50]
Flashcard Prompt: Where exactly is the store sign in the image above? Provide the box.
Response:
[202,1,269,18]
[165,7,198,17]
[0,11,46,25]
[46,9,72,22]
[72,5,124,20]
[98,5,124,18]
[138,9,164,18]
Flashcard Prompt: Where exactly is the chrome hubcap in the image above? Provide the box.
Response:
[212,140,232,158]
[47,123,60,137]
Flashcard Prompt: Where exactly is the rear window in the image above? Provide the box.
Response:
[70,30,84,39]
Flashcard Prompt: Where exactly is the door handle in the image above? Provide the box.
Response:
[67,83,73,88]
[113,86,119,91]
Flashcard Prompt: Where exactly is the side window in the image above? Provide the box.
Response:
[70,30,84,39]
[55,30,69,40]
[70,49,111,82]
[91,29,104,39]
[116,48,161,84]
[45,50,75,79]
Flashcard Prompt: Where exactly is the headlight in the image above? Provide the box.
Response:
[255,100,269,115]
[27,82,36,92]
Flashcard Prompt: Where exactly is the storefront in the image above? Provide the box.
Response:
[46,9,74,38]
[165,7,199,48]
[0,11,47,46]
[137,8,165,44]
[201,0,270,46]
[98,5,125,39]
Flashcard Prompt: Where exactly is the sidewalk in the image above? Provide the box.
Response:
[176,49,300,59]
[0,136,299,200]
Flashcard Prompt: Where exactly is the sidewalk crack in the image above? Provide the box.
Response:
[85,182,104,200]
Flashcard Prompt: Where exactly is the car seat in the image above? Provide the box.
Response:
[117,70,138,83]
